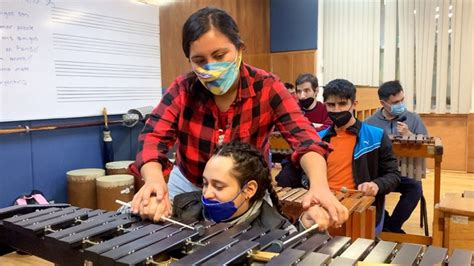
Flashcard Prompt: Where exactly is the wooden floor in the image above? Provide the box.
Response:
[0,252,53,266]
[1,169,473,265]
[386,169,474,236]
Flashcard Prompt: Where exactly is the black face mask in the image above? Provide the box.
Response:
[299,97,315,109]
[328,111,353,127]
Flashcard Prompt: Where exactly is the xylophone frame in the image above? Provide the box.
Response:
[0,204,472,265]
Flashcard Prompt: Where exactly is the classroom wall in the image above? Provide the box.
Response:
[270,50,317,85]
[161,0,474,174]
[2,0,469,209]
[0,117,142,208]
[0,0,271,208]
[355,89,474,172]
[159,0,319,87]
[420,114,471,172]
[159,0,270,88]
[270,0,318,52]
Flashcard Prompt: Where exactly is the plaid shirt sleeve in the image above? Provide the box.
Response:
[130,77,184,178]
[269,80,331,164]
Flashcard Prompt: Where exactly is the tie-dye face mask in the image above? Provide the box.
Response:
[193,51,242,95]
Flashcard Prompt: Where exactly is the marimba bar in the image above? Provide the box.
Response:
[275,186,377,240]
[0,204,472,265]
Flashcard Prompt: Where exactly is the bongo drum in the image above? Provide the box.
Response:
[96,174,134,211]
[66,168,105,209]
[105,160,134,175]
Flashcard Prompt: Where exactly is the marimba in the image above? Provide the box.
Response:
[0,204,472,265]
[276,187,376,240]
[389,134,443,204]
[1,203,473,265]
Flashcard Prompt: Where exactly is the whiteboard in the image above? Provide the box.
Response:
[0,0,161,122]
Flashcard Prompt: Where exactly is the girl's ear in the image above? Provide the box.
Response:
[244,180,258,200]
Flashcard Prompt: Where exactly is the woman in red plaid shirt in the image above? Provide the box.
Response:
[130,7,348,227]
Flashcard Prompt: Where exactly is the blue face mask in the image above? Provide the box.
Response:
[201,186,246,223]
[390,102,406,116]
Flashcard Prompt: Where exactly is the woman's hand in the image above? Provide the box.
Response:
[137,194,172,222]
[301,204,331,230]
[299,152,349,227]
[301,189,349,227]
[131,178,171,222]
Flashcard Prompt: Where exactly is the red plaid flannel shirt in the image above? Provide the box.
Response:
[130,63,330,186]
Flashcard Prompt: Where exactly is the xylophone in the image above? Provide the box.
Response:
[389,134,443,204]
[0,204,472,265]
[276,187,376,240]
[271,132,442,187]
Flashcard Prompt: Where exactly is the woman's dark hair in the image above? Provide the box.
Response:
[213,141,282,214]
[182,7,243,59]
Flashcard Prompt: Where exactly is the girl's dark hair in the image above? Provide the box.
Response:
[213,141,282,214]
[182,7,243,59]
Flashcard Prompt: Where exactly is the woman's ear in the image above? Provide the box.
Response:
[244,180,258,200]
[239,42,246,52]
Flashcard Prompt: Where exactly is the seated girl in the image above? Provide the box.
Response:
[139,141,331,232]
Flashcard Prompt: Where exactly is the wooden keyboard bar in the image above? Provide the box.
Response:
[276,187,375,240]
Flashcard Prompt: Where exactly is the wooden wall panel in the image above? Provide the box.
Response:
[236,0,270,54]
[354,86,380,120]
[355,86,380,112]
[270,50,317,84]
[270,52,293,83]
[159,0,269,88]
[467,113,474,172]
[292,51,317,81]
[420,114,468,171]
[244,53,271,72]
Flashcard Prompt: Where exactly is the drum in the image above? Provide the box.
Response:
[105,160,134,175]
[96,174,134,211]
[66,168,105,209]
[105,160,143,192]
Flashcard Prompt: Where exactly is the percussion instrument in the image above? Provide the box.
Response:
[105,161,134,176]
[377,135,444,245]
[66,168,105,209]
[276,187,376,240]
[96,175,134,211]
[115,199,206,236]
[0,204,471,265]
[388,134,443,204]
[105,161,140,193]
